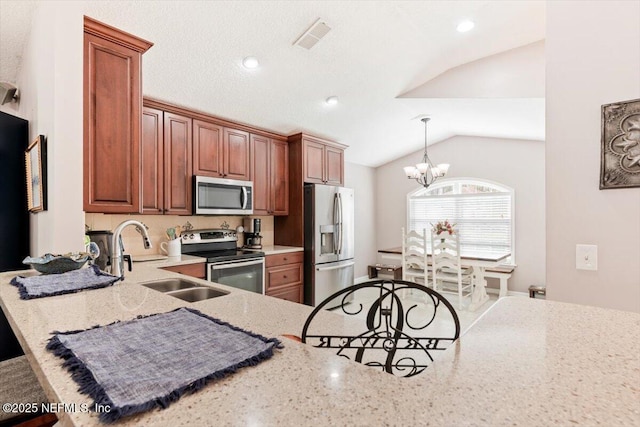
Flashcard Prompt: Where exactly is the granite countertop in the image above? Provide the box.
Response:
[246,245,303,255]
[0,261,639,426]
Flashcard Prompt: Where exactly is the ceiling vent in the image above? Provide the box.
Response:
[294,18,331,50]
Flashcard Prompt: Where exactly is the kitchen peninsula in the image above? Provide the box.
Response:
[1,259,639,426]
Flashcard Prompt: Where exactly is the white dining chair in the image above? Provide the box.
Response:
[430,230,474,310]
[401,228,430,286]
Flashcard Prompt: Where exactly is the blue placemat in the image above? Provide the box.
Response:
[10,265,120,299]
[47,307,283,423]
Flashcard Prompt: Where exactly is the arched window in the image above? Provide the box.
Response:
[407,178,514,264]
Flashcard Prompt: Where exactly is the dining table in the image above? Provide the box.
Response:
[379,246,511,310]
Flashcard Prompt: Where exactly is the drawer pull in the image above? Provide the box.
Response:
[283,257,288,261]
[283,275,287,279]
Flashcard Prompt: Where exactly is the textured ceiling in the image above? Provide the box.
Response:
[0,0,545,167]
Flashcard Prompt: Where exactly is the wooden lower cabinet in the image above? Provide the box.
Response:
[161,262,205,279]
[268,285,303,304]
[265,252,303,303]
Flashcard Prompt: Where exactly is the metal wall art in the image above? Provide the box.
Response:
[301,280,460,378]
[25,135,47,212]
[600,98,640,189]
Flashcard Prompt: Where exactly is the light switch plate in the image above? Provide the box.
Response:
[576,244,598,271]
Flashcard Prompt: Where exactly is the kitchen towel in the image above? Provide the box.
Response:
[46,307,283,423]
[10,265,120,300]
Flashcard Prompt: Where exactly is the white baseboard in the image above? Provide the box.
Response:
[485,288,528,297]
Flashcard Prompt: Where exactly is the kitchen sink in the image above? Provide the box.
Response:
[140,279,228,302]
[167,287,229,302]
[140,278,200,293]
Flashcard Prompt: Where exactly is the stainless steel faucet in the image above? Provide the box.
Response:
[111,220,152,279]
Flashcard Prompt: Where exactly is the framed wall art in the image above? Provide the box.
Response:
[25,135,47,212]
[600,98,640,189]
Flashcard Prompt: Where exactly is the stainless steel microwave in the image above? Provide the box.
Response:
[194,176,253,215]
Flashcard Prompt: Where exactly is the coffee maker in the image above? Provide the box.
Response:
[243,218,263,249]
[87,230,113,271]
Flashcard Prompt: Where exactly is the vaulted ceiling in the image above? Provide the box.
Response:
[0,0,545,167]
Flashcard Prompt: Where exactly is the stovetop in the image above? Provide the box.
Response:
[180,229,264,263]
[189,249,265,263]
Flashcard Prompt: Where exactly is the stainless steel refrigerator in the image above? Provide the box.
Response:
[304,184,354,308]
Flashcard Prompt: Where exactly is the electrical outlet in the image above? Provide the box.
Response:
[576,244,598,271]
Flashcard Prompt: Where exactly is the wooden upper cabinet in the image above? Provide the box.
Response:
[83,17,153,213]
[224,128,251,180]
[250,134,270,215]
[164,112,193,215]
[141,107,164,214]
[250,135,289,216]
[324,145,344,185]
[301,136,345,186]
[303,140,326,184]
[192,123,250,181]
[274,133,345,247]
[193,120,224,177]
[270,139,289,215]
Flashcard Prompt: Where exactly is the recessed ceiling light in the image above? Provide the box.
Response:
[456,20,475,33]
[242,56,259,69]
[325,96,338,106]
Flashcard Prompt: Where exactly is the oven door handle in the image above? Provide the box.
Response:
[209,259,264,270]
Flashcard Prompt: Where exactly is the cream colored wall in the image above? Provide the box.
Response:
[375,135,546,294]
[546,1,640,312]
[85,214,274,256]
[1,3,85,256]
[344,162,377,279]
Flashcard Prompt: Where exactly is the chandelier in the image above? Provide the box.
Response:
[403,117,449,188]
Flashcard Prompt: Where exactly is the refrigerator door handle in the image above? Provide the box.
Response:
[316,261,355,271]
[337,193,343,254]
[333,193,339,254]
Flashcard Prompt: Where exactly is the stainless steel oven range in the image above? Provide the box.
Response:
[181,229,265,294]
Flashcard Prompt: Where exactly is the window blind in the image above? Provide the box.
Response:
[409,191,512,254]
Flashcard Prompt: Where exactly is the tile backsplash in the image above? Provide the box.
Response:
[85,214,274,256]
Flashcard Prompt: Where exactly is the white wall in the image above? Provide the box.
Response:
[1,2,84,256]
[376,135,545,294]
[344,162,377,280]
[401,41,545,98]
[546,1,640,312]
